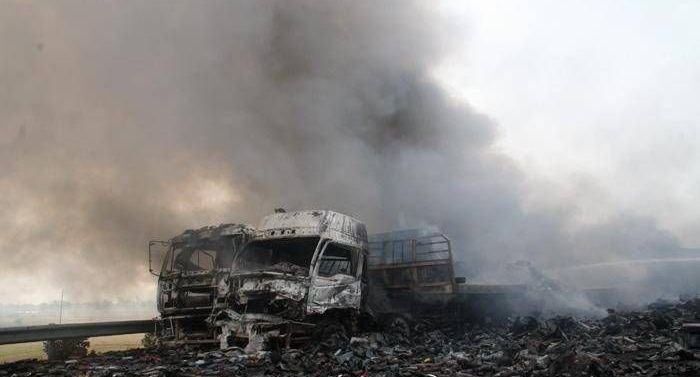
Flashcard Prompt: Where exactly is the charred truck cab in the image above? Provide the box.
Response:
[149,224,254,346]
[212,210,369,350]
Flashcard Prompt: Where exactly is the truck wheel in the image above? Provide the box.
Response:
[383,315,411,344]
[313,318,348,350]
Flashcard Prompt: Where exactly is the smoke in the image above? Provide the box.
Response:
[0,1,690,305]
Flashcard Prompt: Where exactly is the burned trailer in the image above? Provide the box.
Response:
[367,229,526,323]
[149,223,254,346]
[212,210,369,350]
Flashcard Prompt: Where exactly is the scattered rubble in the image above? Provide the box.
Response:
[3,298,700,376]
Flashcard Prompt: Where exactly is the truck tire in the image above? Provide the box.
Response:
[382,314,411,344]
[313,318,348,350]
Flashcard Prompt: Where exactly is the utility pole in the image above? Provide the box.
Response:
[58,289,64,324]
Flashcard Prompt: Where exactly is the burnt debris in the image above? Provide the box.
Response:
[4,298,700,377]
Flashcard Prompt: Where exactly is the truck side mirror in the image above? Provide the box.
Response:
[148,240,170,277]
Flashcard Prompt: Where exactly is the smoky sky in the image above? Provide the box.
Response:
[0,1,683,304]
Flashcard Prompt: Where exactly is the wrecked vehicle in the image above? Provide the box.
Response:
[149,213,525,351]
[148,223,254,345]
[367,228,527,323]
[211,210,369,350]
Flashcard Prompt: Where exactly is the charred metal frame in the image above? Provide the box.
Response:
[367,232,456,294]
[148,240,170,276]
[152,224,254,346]
[214,210,369,350]
[682,323,700,349]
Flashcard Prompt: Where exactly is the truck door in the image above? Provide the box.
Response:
[307,241,363,314]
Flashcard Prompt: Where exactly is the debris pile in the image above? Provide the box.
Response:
[3,299,700,376]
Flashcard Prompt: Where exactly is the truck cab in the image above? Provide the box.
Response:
[149,223,254,345]
[212,210,369,350]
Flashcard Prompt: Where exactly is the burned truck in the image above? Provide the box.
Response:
[367,229,526,323]
[149,211,525,350]
[148,223,254,345]
[211,210,369,350]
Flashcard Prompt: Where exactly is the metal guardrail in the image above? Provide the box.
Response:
[0,319,158,345]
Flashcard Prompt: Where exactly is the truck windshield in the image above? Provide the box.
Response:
[161,237,235,273]
[234,237,319,276]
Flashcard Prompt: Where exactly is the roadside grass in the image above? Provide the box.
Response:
[0,342,43,363]
[0,334,143,363]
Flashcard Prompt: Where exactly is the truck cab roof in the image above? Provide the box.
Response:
[255,210,368,248]
[170,223,253,244]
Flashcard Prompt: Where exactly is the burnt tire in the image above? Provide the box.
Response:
[313,318,349,351]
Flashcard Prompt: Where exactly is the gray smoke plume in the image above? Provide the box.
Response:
[0,1,690,305]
